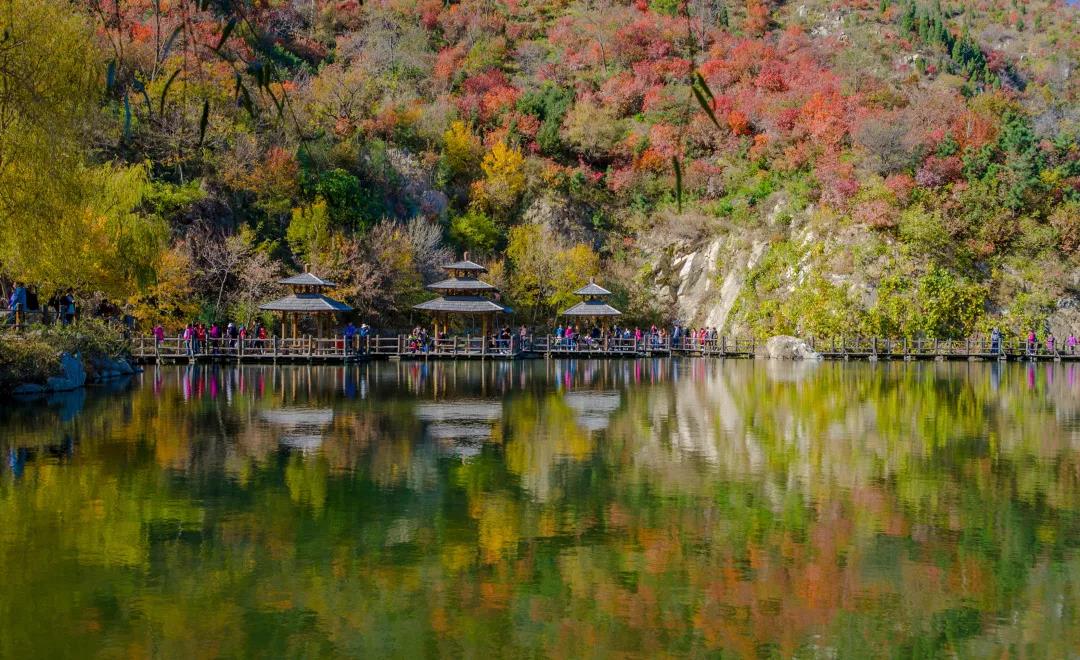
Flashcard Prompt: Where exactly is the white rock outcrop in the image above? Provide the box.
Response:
[764,336,821,360]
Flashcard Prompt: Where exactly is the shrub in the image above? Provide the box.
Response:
[0,334,59,392]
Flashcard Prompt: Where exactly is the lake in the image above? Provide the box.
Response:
[2,359,1079,657]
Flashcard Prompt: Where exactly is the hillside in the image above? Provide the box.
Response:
[1,0,1078,338]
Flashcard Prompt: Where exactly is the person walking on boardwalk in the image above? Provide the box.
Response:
[184,324,196,356]
[990,328,1001,356]
[1027,330,1037,355]
[343,321,357,355]
[359,323,369,354]
[1047,333,1056,355]
[1068,333,1078,355]
[7,282,26,325]
[61,290,76,324]
[153,324,165,345]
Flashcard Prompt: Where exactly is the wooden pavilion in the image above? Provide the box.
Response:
[414,255,510,337]
[260,270,352,338]
[560,281,622,329]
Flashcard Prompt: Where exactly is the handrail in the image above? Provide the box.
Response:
[127,334,1076,361]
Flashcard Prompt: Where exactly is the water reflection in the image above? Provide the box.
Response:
[1,359,1079,657]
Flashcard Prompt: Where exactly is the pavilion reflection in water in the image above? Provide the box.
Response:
[562,390,622,432]
[259,407,335,453]
[414,399,502,458]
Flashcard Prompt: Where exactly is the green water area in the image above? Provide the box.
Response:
[2,360,1079,657]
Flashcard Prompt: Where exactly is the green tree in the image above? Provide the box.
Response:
[449,210,502,254]
[287,199,332,263]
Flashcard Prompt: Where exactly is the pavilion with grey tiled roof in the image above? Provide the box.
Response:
[261,268,352,338]
[414,254,510,336]
[561,280,622,322]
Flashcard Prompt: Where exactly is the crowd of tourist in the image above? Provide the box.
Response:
[121,318,1080,358]
[5,277,1080,359]
[174,321,269,356]
[3,282,78,325]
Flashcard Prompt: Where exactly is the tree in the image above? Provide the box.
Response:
[127,246,199,330]
[439,120,483,186]
[474,141,526,219]
[505,224,598,324]
[188,227,278,322]
[287,199,333,264]
[319,221,427,324]
[0,0,164,297]
[450,210,502,254]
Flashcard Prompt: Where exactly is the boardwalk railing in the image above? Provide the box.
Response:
[534,335,662,355]
[130,333,1079,363]
[810,337,1073,360]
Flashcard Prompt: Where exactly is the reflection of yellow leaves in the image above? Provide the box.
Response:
[475,494,519,563]
[285,454,328,513]
[441,543,475,573]
[154,432,191,470]
[538,509,557,537]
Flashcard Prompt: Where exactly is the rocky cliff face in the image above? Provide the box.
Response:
[638,195,899,336]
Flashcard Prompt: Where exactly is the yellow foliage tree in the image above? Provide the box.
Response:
[0,0,164,297]
[475,141,525,219]
[506,223,599,324]
[127,245,199,331]
[441,120,483,183]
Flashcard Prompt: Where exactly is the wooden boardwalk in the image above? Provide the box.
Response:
[129,335,1077,364]
[809,337,1075,362]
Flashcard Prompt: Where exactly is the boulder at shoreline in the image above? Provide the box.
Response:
[764,336,821,360]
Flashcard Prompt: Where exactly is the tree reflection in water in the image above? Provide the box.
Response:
[1,360,1079,657]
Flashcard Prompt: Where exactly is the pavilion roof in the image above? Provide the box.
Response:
[574,282,612,296]
[414,295,511,314]
[442,259,487,272]
[279,272,337,288]
[260,293,352,313]
[426,277,499,292]
[561,299,623,317]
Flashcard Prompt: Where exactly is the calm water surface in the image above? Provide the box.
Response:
[2,359,1080,657]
